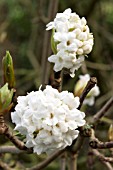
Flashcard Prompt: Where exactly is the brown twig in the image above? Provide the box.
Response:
[90,140,113,149]
[0,115,32,152]
[78,77,97,110]
[92,149,113,163]
[89,129,113,149]
[41,0,59,89]
[70,135,85,153]
[92,149,113,170]
[68,152,77,170]
[4,127,32,152]
[27,149,65,170]
[0,146,24,154]
[0,115,7,134]
[52,71,62,91]
[70,77,98,156]
[60,152,66,170]
[87,149,95,170]
[66,78,97,170]
[93,97,113,124]
[0,160,11,170]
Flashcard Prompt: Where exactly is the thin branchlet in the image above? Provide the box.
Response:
[78,77,97,110]
[52,71,62,91]
[93,97,113,124]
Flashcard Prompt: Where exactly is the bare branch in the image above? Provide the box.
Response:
[0,115,32,152]
[0,160,11,170]
[89,129,113,149]
[78,77,97,110]
[68,152,77,170]
[92,149,113,170]
[4,128,27,150]
[93,97,113,124]
[90,140,113,149]
[27,149,65,170]
[86,61,113,71]
[60,152,67,170]
[52,71,62,91]
[70,135,85,154]
[0,146,22,154]
[92,149,113,163]
[87,149,95,170]
[41,0,59,89]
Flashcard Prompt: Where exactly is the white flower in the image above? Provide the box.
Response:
[11,85,86,155]
[74,74,100,106]
[46,8,72,31]
[46,8,94,77]
[48,50,74,72]
[70,55,84,78]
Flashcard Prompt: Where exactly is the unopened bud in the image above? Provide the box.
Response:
[0,83,14,113]
[74,80,86,97]
[51,29,57,54]
[2,51,15,89]
[108,124,113,141]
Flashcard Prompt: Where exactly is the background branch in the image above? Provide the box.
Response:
[78,77,97,110]
[60,152,66,170]
[41,0,59,89]
[92,149,113,163]
[0,160,11,170]
[52,71,62,91]
[90,140,113,149]
[27,149,65,170]
[0,146,31,154]
[93,97,113,124]
[92,149,113,170]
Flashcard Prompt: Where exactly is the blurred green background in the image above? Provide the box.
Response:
[0,0,113,169]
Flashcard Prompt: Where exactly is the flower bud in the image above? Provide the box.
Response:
[108,124,113,141]
[0,83,14,113]
[81,17,87,25]
[77,32,87,41]
[83,44,92,54]
[51,29,57,54]
[74,79,85,97]
[2,51,15,89]
[74,74,100,106]
[77,48,83,55]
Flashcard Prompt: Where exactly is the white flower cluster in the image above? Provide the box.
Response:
[46,8,94,77]
[74,74,100,106]
[11,85,85,155]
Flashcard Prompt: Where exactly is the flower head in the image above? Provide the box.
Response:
[46,8,94,77]
[74,74,100,106]
[11,85,85,154]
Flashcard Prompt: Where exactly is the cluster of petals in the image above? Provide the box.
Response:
[46,8,94,77]
[11,85,85,155]
[74,74,100,106]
